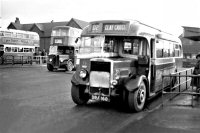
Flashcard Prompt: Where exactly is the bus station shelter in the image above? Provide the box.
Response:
[182,26,200,41]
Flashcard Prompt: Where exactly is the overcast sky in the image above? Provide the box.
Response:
[1,0,200,36]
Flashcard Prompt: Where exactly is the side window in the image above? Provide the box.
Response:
[12,47,18,52]
[0,31,4,36]
[23,34,29,39]
[156,40,163,58]
[4,32,12,37]
[174,44,180,57]
[5,47,11,52]
[24,48,30,52]
[30,48,35,53]
[169,42,174,57]
[18,47,23,52]
[163,41,169,57]
[17,33,23,38]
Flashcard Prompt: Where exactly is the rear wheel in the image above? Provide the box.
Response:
[66,60,74,72]
[71,84,89,105]
[125,81,147,112]
[47,64,54,71]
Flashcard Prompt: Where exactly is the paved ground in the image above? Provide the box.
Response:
[0,64,200,133]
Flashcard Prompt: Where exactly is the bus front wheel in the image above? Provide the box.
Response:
[47,64,54,71]
[125,81,147,112]
[71,84,89,105]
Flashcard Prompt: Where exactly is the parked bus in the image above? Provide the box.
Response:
[71,20,183,112]
[0,28,40,64]
[47,26,82,71]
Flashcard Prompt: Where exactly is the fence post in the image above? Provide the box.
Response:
[186,70,188,90]
[40,56,42,64]
[162,75,164,107]
[12,55,14,65]
[179,72,181,92]
[30,56,32,65]
[22,56,23,66]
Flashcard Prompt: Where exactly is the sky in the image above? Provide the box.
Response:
[1,0,200,36]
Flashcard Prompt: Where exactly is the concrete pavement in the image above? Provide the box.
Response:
[0,65,200,133]
[119,93,200,133]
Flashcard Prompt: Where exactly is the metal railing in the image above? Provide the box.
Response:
[162,68,200,106]
[32,56,48,64]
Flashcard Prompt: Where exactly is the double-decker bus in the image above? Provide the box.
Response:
[71,20,183,112]
[47,26,82,71]
[0,28,40,64]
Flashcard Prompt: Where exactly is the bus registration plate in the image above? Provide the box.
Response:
[91,95,110,102]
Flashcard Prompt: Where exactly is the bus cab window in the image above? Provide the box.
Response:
[104,40,113,52]
[122,39,139,55]
[133,40,139,55]
[124,42,132,54]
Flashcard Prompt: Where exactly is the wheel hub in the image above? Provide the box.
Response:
[137,87,145,104]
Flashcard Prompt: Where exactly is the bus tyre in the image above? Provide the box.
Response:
[66,60,74,72]
[71,84,89,105]
[127,81,146,112]
[47,64,54,71]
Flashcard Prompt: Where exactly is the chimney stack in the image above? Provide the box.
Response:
[15,17,20,24]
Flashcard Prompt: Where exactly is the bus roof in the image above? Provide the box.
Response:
[52,26,82,31]
[0,28,39,36]
[81,20,180,43]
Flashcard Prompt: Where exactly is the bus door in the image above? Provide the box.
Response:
[150,39,156,92]
[0,45,4,57]
[0,45,4,64]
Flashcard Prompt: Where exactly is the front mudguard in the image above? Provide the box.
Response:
[125,75,148,92]
[71,71,89,86]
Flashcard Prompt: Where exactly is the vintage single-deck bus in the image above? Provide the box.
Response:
[47,26,82,71]
[71,20,183,112]
[0,28,40,64]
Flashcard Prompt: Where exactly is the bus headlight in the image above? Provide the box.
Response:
[79,69,87,79]
[111,80,118,86]
[49,58,52,62]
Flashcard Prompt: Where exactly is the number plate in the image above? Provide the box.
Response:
[91,95,110,102]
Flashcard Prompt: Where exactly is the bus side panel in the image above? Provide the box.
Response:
[153,63,176,92]
[3,52,33,64]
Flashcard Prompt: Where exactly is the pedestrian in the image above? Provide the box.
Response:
[191,53,200,92]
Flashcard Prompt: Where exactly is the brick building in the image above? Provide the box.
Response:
[181,26,200,59]
[7,18,88,53]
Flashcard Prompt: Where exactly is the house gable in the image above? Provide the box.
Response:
[7,22,22,30]
[30,24,44,37]
[67,19,81,29]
